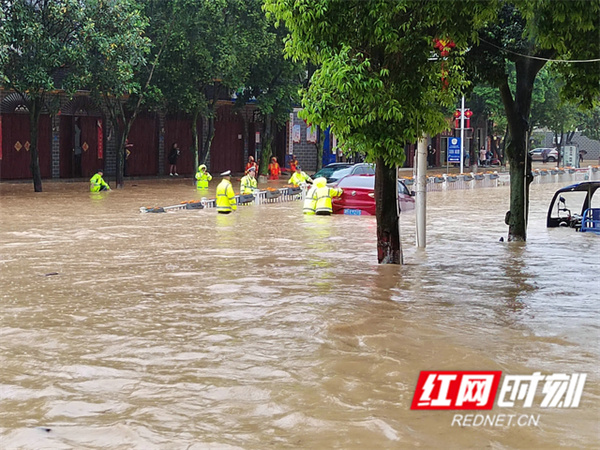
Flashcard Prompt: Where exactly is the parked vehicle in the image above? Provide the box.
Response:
[529,148,559,162]
[546,181,600,233]
[331,174,415,215]
[312,163,375,184]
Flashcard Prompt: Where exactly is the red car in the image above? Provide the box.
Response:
[331,174,415,215]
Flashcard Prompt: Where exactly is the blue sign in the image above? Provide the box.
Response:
[448,137,461,162]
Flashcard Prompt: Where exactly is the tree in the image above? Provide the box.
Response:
[82,0,152,189]
[533,70,580,165]
[265,0,492,263]
[0,0,88,192]
[234,20,305,177]
[154,0,269,172]
[577,106,600,143]
[466,0,600,241]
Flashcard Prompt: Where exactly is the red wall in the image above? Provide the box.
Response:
[211,105,244,174]
[164,115,202,176]
[127,114,159,176]
[1,114,52,180]
[60,116,103,178]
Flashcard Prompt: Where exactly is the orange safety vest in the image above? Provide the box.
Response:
[268,162,280,179]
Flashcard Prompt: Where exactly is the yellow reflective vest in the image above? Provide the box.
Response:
[303,185,318,214]
[89,173,110,192]
[315,186,343,214]
[288,171,312,186]
[195,170,212,189]
[216,179,237,213]
[240,175,257,194]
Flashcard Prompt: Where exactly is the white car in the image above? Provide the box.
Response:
[529,148,558,162]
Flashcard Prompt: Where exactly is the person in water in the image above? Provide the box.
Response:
[90,169,110,192]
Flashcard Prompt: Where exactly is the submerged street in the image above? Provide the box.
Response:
[1,179,598,449]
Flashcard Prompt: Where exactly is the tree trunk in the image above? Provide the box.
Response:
[315,126,323,171]
[28,95,44,192]
[191,107,200,179]
[201,116,215,165]
[259,114,273,176]
[499,56,544,242]
[375,157,402,264]
[557,128,564,167]
[506,135,531,241]
[113,117,135,189]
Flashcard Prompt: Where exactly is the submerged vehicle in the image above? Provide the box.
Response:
[546,181,600,233]
[331,174,415,216]
[312,163,375,184]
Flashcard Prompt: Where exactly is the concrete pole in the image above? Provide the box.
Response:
[416,137,427,248]
[460,96,465,174]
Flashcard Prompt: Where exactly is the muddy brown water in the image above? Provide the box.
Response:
[1,178,598,449]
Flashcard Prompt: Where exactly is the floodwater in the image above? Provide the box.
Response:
[0,177,598,449]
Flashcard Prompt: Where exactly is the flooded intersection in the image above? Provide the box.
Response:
[0,179,598,449]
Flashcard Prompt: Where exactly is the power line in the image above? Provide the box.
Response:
[479,38,600,63]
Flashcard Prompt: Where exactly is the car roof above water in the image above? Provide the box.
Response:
[336,174,375,189]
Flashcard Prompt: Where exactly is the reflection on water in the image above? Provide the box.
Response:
[1,179,598,449]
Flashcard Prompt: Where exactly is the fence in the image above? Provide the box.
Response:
[140,186,307,213]
[401,166,600,192]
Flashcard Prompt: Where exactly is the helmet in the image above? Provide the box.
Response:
[315,177,327,188]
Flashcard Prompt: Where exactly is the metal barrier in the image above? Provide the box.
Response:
[400,167,600,194]
[581,208,600,234]
[140,185,307,213]
[142,170,599,213]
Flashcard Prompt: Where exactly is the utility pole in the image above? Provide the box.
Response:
[415,137,427,248]
[460,96,465,174]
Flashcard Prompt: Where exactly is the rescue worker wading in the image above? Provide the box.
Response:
[240,166,257,194]
[315,178,343,215]
[195,164,212,190]
[303,177,326,214]
[288,165,312,187]
[90,169,111,192]
[216,170,237,214]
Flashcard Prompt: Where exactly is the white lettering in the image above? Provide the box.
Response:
[541,373,586,408]
[451,414,463,426]
[451,414,540,427]
[517,415,529,426]
[498,372,544,407]
[456,375,495,407]
[430,374,457,407]
[528,415,540,426]
[472,414,485,426]
[417,374,438,406]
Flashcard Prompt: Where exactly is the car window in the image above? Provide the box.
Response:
[398,181,410,195]
[337,176,411,195]
[329,167,352,180]
[338,176,375,189]
[313,164,352,179]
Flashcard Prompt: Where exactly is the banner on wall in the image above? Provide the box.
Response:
[288,112,294,155]
[292,124,301,143]
[306,125,317,143]
[97,119,103,159]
